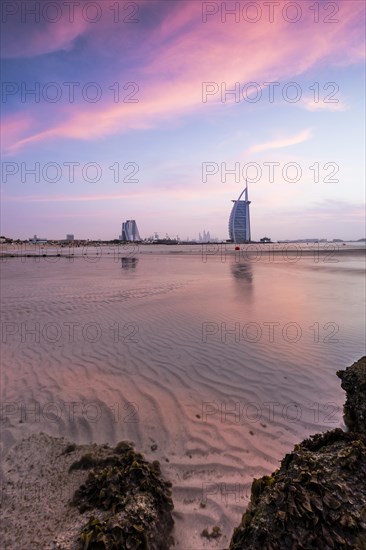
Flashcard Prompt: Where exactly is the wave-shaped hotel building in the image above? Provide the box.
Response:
[228,186,251,243]
[120,220,141,242]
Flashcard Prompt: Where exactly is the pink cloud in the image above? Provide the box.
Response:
[3,0,365,154]
[2,177,237,204]
[301,97,349,112]
[2,11,89,58]
[0,114,36,156]
[248,129,312,153]
[1,0,159,59]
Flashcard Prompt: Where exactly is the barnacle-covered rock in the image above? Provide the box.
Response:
[230,357,366,550]
[70,441,174,549]
[1,434,174,550]
[337,356,366,434]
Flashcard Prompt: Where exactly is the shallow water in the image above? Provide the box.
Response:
[1,249,365,548]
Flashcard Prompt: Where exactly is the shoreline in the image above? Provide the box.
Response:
[1,242,365,259]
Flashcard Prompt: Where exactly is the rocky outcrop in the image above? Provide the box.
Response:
[229,357,366,550]
[337,357,366,435]
[68,441,174,550]
[1,433,174,550]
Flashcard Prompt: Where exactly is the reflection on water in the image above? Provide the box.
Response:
[231,262,253,284]
[121,257,139,270]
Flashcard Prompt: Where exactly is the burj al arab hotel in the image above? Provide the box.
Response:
[228,185,251,243]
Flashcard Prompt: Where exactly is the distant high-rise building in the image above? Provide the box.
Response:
[29,234,47,244]
[228,186,251,243]
[66,234,74,241]
[120,220,141,241]
[199,230,211,243]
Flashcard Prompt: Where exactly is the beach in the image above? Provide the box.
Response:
[1,245,365,548]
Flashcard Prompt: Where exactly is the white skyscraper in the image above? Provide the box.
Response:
[120,220,141,241]
[228,185,251,243]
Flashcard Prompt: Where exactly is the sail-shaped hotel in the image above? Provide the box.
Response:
[228,186,251,243]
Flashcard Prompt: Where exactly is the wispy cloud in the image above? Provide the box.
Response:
[1,13,89,58]
[301,97,350,112]
[3,193,135,203]
[247,129,312,154]
[2,181,241,204]
[2,1,365,155]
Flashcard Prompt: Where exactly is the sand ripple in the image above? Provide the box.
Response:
[1,253,364,548]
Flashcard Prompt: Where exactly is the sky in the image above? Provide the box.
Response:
[1,0,365,241]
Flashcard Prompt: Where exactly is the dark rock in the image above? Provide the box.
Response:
[201,526,222,540]
[337,356,366,434]
[229,357,366,550]
[71,441,174,549]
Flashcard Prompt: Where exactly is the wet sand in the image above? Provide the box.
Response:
[1,246,365,548]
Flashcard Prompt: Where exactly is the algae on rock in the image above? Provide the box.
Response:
[337,356,366,435]
[229,357,366,550]
[71,441,174,550]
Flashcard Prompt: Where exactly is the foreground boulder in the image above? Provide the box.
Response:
[70,442,173,550]
[1,434,174,550]
[68,441,174,550]
[337,357,366,435]
[230,357,366,550]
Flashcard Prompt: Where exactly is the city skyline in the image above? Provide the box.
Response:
[1,1,365,241]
